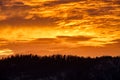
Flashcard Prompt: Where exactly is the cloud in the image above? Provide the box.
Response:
[0,39,9,46]
[107,39,120,47]
[0,0,119,24]
[0,49,13,56]
[31,36,93,42]
[0,15,7,21]
[0,16,58,27]
[31,38,57,44]
[0,38,7,41]
[0,0,120,47]
[27,36,97,48]
[57,36,92,42]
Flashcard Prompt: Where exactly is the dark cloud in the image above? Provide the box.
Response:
[31,38,57,44]
[0,38,7,41]
[111,39,120,47]
[113,0,120,4]
[0,16,58,27]
[0,39,8,46]
[57,36,92,42]
[0,0,119,25]
[28,36,93,45]
[102,0,120,4]
[12,2,25,6]
[42,0,84,6]
[0,0,24,7]
[86,7,112,16]
[103,39,120,49]
[0,1,3,6]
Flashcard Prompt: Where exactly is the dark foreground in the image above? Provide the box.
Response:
[0,55,120,80]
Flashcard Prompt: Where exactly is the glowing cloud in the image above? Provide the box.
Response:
[0,49,14,55]
[0,0,120,56]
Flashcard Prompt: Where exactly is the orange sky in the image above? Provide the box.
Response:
[0,0,120,57]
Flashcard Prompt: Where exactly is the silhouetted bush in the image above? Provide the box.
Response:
[0,54,120,80]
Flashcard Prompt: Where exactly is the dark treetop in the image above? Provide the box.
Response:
[0,54,120,80]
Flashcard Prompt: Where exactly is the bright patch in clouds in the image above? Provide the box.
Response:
[0,49,14,56]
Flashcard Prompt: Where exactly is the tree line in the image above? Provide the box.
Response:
[0,54,120,80]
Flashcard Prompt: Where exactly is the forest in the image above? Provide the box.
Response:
[0,54,120,80]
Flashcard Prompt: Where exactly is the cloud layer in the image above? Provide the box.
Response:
[0,0,120,56]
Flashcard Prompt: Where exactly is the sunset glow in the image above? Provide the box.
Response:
[0,0,120,57]
[0,49,13,56]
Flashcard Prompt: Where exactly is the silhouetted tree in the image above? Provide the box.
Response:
[0,54,120,80]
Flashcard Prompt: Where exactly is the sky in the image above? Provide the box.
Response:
[0,0,120,57]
